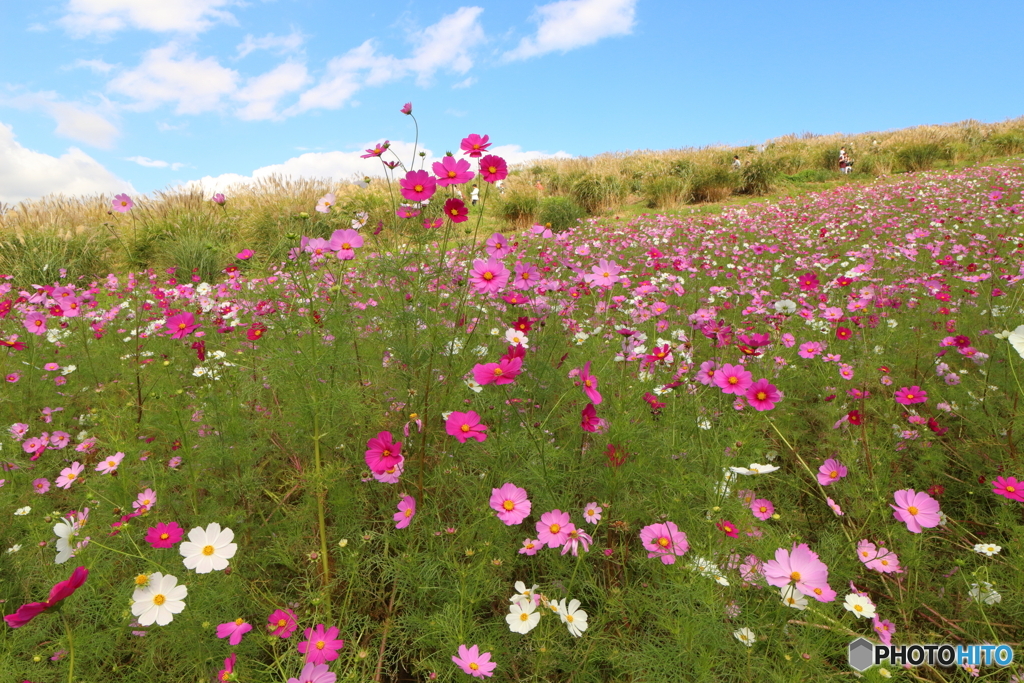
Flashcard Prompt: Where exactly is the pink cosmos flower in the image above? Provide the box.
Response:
[394,495,416,529]
[696,360,718,386]
[145,521,183,549]
[288,662,337,683]
[580,403,607,433]
[134,488,157,512]
[269,608,298,638]
[468,258,510,295]
[512,261,539,291]
[750,499,774,521]
[639,521,689,564]
[894,386,928,405]
[460,134,492,158]
[473,357,522,386]
[518,538,540,555]
[745,379,782,411]
[95,451,124,474]
[817,458,847,486]
[218,654,236,682]
[578,361,602,404]
[798,341,824,359]
[991,476,1024,502]
[561,527,593,556]
[32,477,50,494]
[4,565,88,628]
[584,259,622,287]
[329,229,363,260]
[873,616,896,646]
[443,197,469,223]
[55,462,84,489]
[762,543,836,602]
[372,462,403,484]
[236,248,253,260]
[315,193,335,213]
[717,519,739,538]
[24,312,47,335]
[399,170,437,202]
[365,432,403,474]
[213,193,227,206]
[713,363,753,395]
[536,509,574,548]
[583,502,602,524]
[452,644,496,678]
[433,156,475,186]
[112,194,134,213]
[489,483,531,525]
[217,618,253,646]
[446,411,488,443]
[297,624,345,665]
[401,102,412,115]
[827,498,844,516]
[891,489,941,533]
[361,140,390,158]
[165,312,199,339]
[485,232,511,258]
[396,205,420,219]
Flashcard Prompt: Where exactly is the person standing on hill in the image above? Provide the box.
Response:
[732,155,742,170]
[471,184,480,205]
[839,147,851,174]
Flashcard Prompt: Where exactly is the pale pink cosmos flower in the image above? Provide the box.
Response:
[584,259,622,287]
[55,462,84,489]
[781,333,796,348]
[798,341,824,359]
[394,495,416,529]
[446,411,488,443]
[10,423,29,440]
[288,662,336,683]
[95,452,124,474]
[817,458,847,486]
[518,538,540,555]
[452,644,496,678]
[485,232,511,258]
[762,543,836,602]
[638,521,689,565]
[217,618,252,646]
[561,527,593,556]
[583,502,602,524]
[872,616,896,646]
[32,478,50,494]
[329,229,363,261]
[891,489,941,533]
[315,193,335,214]
[112,194,134,213]
[468,258,509,295]
[713,364,753,396]
[489,483,531,525]
[749,498,774,521]
[827,498,843,516]
[536,510,574,548]
[134,488,157,512]
[372,461,403,484]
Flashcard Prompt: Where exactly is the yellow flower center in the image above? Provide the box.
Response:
[488,166,497,174]
[657,537,669,547]
[178,323,187,330]
[549,524,560,534]
[152,594,166,606]
[830,471,838,478]
[854,605,863,612]
[405,508,412,517]
[414,184,424,193]
[756,391,767,400]
[470,663,479,671]
[1007,485,1016,493]
[790,571,801,581]
[68,473,77,480]
[483,272,493,280]
[202,545,215,556]
[520,612,529,621]
[759,507,767,513]
[382,449,391,458]
[813,588,823,595]
[316,640,326,650]
[160,533,169,540]
[448,171,457,178]
[907,506,919,516]
[278,619,287,627]
[494,368,503,376]
[342,242,351,250]
[503,500,515,511]
[135,574,149,585]
[566,614,574,623]
[461,424,470,432]
[728,376,738,385]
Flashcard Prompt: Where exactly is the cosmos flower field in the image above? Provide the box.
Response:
[2,120,1024,682]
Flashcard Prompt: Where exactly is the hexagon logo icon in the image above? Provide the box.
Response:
[848,638,875,671]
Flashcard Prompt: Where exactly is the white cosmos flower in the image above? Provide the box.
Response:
[509,581,539,604]
[973,543,1001,556]
[54,519,77,564]
[179,522,237,574]
[555,598,589,637]
[131,572,187,626]
[729,463,780,475]
[733,627,756,647]
[506,598,541,634]
[968,582,1001,605]
[781,585,808,610]
[14,506,31,516]
[843,593,876,619]
[504,329,529,348]
[1007,324,1024,359]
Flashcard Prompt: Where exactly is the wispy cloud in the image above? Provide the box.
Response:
[0,90,120,149]
[504,0,636,61]
[236,30,306,59]
[124,155,186,170]
[64,58,118,74]
[58,0,240,38]
[107,43,240,114]
[235,61,311,121]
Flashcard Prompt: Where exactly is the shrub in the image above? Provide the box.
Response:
[0,227,112,285]
[496,191,540,230]
[894,143,945,172]
[569,174,610,215]
[537,196,586,231]
[737,157,781,195]
[689,166,736,204]
[987,130,1024,156]
[642,176,691,209]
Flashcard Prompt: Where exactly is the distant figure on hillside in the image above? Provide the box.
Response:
[732,155,742,170]
[471,184,480,205]
[839,147,852,174]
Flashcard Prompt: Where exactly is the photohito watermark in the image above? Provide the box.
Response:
[848,638,1015,671]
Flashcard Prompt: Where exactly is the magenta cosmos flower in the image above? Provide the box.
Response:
[444,197,469,223]
[750,499,774,521]
[639,521,689,565]
[489,483,531,525]
[894,386,928,405]
[890,489,941,533]
[717,520,739,538]
[289,662,337,683]
[365,432,403,475]
[485,232,511,258]
[112,193,134,213]
[401,102,412,115]
[4,565,88,628]
[713,364,753,396]
[32,477,50,494]
[165,312,200,339]
[992,476,1024,502]
[269,608,298,638]
[473,357,522,386]
[578,361,602,404]
[433,156,475,186]
[394,495,416,529]
[217,618,253,646]
[762,543,836,602]
[399,170,436,202]
[460,134,491,158]
[453,644,496,678]
[745,379,782,411]
[817,458,848,486]
[536,509,574,548]
[478,155,508,183]
[146,521,184,549]
[328,229,362,260]
[469,258,509,295]
[580,403,607,433]
[298,624,345,665]
[360,140,389,158]
[446,411,488,443]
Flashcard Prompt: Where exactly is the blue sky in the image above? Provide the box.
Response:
[2,0,1022,203]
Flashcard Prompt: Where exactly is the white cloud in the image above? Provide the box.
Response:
[0,120,134,204]
[488,143,572,166]
[124,155,186,170]
[59,0,239,37]
[452,77,476,89]
[0,91,120,149]
[285,40,403,116]
[234,61,310,121]
[65,58,117,74]
[236,30,305,59]
[407,7,485,86]
[107,43,240,114]
[504,0,636,61]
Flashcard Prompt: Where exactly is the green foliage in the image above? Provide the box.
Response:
[538,196,587,231]
[496,190,540,229]
[689,166,737,203]
[784,168,839,183]
[642,176,691,209]
[988,129,1024,156]
[737,157,781,195]
[0,228,112,284]
[894,143,946,172]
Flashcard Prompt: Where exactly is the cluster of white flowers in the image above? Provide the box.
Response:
[54,508,89,564]
[505,581,588,638]
[968,582,1001,605]
[688,556,729,586]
